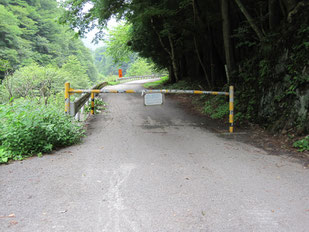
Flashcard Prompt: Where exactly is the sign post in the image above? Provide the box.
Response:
[118,69,123,78]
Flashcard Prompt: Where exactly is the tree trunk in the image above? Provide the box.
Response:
[167,33,179,82]
[193,37,211,88]
[269,0,281,30]
[151,17,179,82]
[221,0,235,76]
[234,0,264,41]
[192,0,212,88]
[168,65,176,83]
[282,0,297,12]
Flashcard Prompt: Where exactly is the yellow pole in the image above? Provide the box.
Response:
[91,92,95,115]
[229,86,234,133]
[65,82,70,114]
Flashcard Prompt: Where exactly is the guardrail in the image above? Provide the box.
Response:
[116,74,165,81]
[65,82,234,133]
[65,82,107,120]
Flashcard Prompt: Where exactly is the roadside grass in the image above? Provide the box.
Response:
[107,80,120,85]
[143,75,169,88]
[104,75,120,85]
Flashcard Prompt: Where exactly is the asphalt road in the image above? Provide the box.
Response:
[1,79,309,232]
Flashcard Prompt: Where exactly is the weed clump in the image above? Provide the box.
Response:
[0,99,84,163]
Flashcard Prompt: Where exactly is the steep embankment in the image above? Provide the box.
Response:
[236,5,309,136]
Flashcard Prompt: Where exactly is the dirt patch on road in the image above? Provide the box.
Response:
[168,94,309,166]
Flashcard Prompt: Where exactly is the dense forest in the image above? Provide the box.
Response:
[63,0,309,135]
[0,0,100,163]
[0,0,97,84]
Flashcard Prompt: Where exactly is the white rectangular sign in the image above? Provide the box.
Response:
[144,93,164,106]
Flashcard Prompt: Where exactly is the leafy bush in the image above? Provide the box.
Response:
[2,64,65,104]
[203,95,229,120]
[84,98,106,115]
[0,99,84,163]
[126,57,155,76]
[293,136,309,152]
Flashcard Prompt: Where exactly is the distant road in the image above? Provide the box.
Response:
[1,79,308,232]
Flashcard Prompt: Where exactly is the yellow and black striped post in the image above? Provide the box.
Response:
[229,86,234,133]
[91,92,95,115]
[65,82,70,114]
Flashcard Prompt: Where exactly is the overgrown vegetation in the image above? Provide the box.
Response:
[203,96,229,120]
[84,98,107,115]
[143,76,169,88]
[0,0,98,163]
[63,0,309,137]
[0,99,84,163]
[0,0,98,82]
[293,136,309,152]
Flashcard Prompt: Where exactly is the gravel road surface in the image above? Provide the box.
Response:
[1,79,309,232]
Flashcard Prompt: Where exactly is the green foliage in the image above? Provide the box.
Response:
[107,81,120,85]
[84,98,106,115]
[2,63,65,103]
[143,75,168,88]
[0,4,22,67]
[1,60,93,104]
[125,58,154,76]
[165,80,198,90]
[0,99,84,163]
[293,136,309,152]
[94,47,119,76]
[62,56,91,89]
[234,19,309,134]
[105,23,135,65]
[0,0,97,82]
[203,96,229,120]
[103,75,119,84]
[0,146,12,164]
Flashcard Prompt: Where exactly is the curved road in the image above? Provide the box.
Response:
[1,79,309,231]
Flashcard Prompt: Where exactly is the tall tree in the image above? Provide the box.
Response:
[221,0,234,76]
[234,0,264,41]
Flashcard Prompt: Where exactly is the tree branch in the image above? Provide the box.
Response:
[234,0,264,41]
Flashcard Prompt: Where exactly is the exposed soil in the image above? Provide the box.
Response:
[168,94,309,166]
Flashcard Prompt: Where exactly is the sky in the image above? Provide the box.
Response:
[78,2,119,51]
[57,0,119,51]
[81,18,118,51]
[81,29,104,51]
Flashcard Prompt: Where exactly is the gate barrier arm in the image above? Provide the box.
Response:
[65,82,234,133]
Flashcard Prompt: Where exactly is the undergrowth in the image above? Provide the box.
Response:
[0,99,84,164]
[84,98,107,115]
[293,136,309,152]
[143,76,169,88]
[203,95,229,120]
